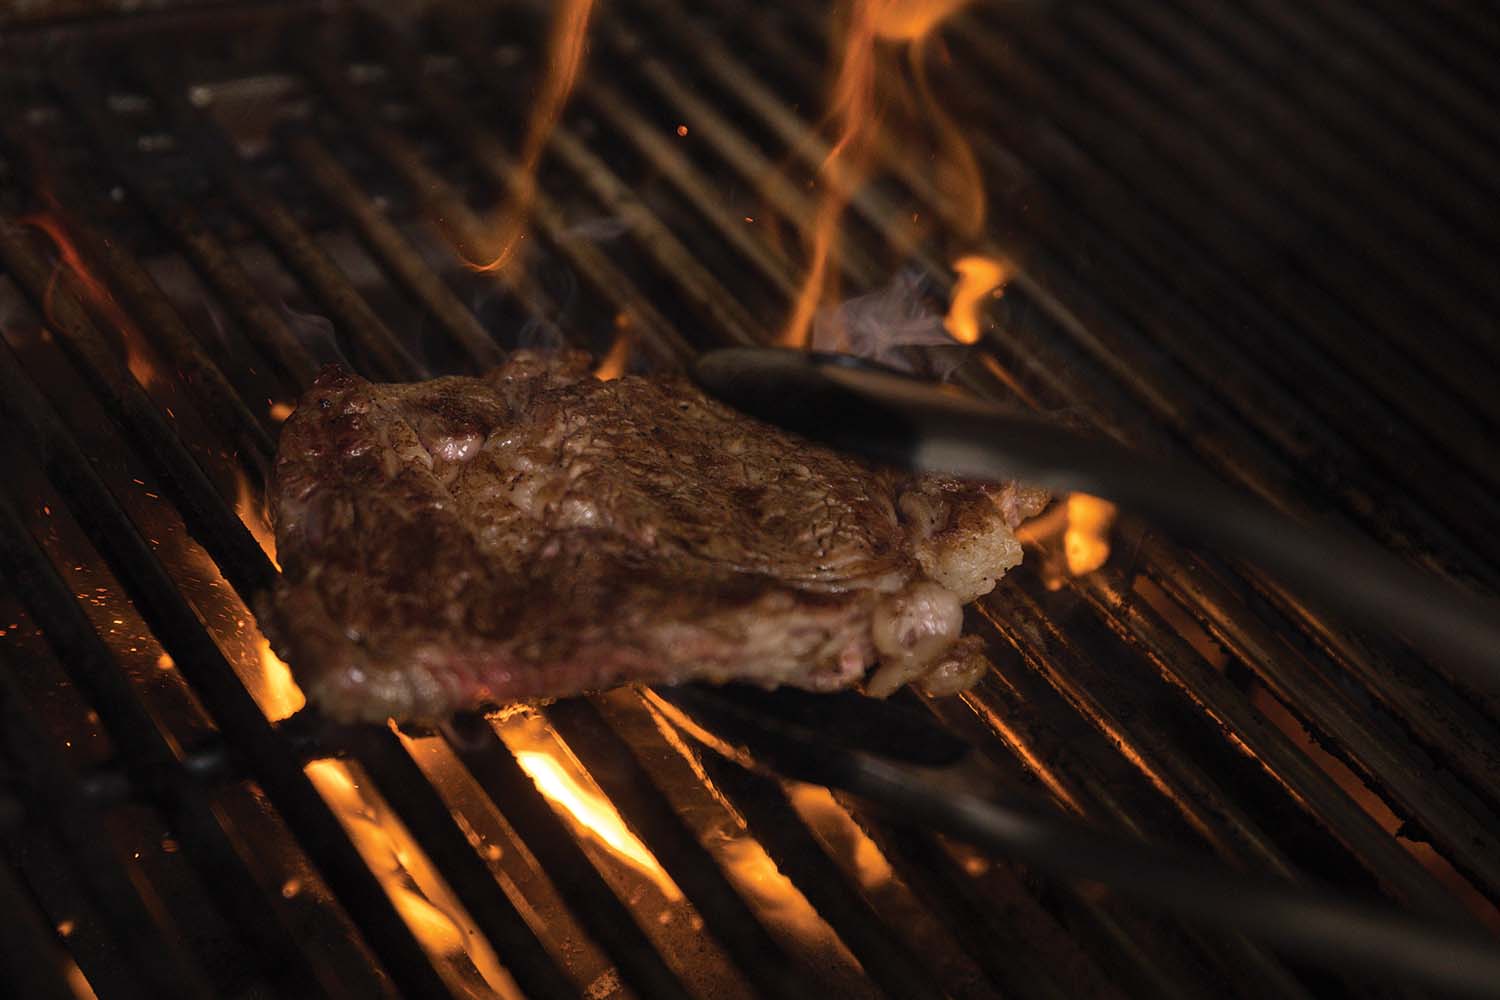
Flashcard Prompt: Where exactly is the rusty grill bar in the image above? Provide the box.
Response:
[1,1,1497,997]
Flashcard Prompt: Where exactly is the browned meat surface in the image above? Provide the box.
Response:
[263,351,1048,723]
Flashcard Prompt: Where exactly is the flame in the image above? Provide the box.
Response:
[233,470,280,571]
[780,0,979,348]
[1016,494,1118,587]
[592,314,634,381]
[21,212,158,388]
[512,748,682,900]
[498,714,682,900]
[944,255,1007,344]
[717,836,842,946]
[472,0,596,273]
[1064,494,1117,576]
[306,757,521,998]
[788,785,894,890]
[252,640,306,722]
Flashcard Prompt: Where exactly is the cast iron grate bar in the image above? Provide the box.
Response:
[0,637,218,999]
[0,292,455,997]
[0,484,326,996]
[0,855,78,1000]
[2,2,1498,996]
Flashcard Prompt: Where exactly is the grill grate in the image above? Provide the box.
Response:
[1,1,1498,997]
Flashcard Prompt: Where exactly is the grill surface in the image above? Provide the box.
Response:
[1,1,1498,997]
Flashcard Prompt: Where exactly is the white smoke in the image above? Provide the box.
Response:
[811,268,969,379]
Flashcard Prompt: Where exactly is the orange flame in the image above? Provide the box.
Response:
[944,255,1007,344]
[780,0,978,348]
[592,313,634,381]
[307,756,522,998]
[788,785,894,890]
[498,716,682,900]
[1064,494,1116,576]
[471,0,596,273]
[869,0,973,41]
[1017,493,1118,587]
[21,212,159,388]
[233,471,280,571]
[514,750,681,898]
[252,640,306,722]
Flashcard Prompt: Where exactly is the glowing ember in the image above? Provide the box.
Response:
[1064,494,1117,577]
[269,401,294,422]
[472,0,596,273]
[21,212,159,388]
[944,255,1007,344]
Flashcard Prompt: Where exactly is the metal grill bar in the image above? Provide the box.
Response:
[128,58,428,383]
[0,484,325,996]
[683,746,953,1000]
[719,0,1500,585]
[0,126,278,468]
[284,131,506,369]
[545,697,811,995]
[398,21,772,351]
[2,2,1498,997]
[343,725,579,999]
[289,60,568,351]
[0,285,453,997]
[0,856,77,1000]
[0,638,217,999]
[52,67,323,389]
[612,0,1500,905]
[443,712,698,1000]
[987,7,1500,456]
[292,25,699,370]
[693,0,1500,803]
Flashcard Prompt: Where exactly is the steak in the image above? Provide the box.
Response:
[264,351,1048,723]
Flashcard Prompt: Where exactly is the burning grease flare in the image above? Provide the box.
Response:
[470,0,597,274]
[21,211,161,389]
[1064,494,1118,576]
[1017,493,1120,587]
[944,255,1008,344]
[781,0,998,350]
[592,311,636,380]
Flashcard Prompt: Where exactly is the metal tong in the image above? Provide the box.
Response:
[693,347,1500,694]
[658,682,1500,996]
[681,347,1500,994]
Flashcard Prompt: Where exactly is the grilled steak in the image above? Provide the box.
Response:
[264,351,1048,723]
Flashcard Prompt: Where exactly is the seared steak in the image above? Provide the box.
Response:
[264,351,1048,723]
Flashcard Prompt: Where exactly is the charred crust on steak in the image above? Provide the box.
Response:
[263,351,1048,723]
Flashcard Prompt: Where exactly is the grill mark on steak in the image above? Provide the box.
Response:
[262,351,1048,723]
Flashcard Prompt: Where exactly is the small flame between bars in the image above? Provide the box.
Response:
[22,212,160,389]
